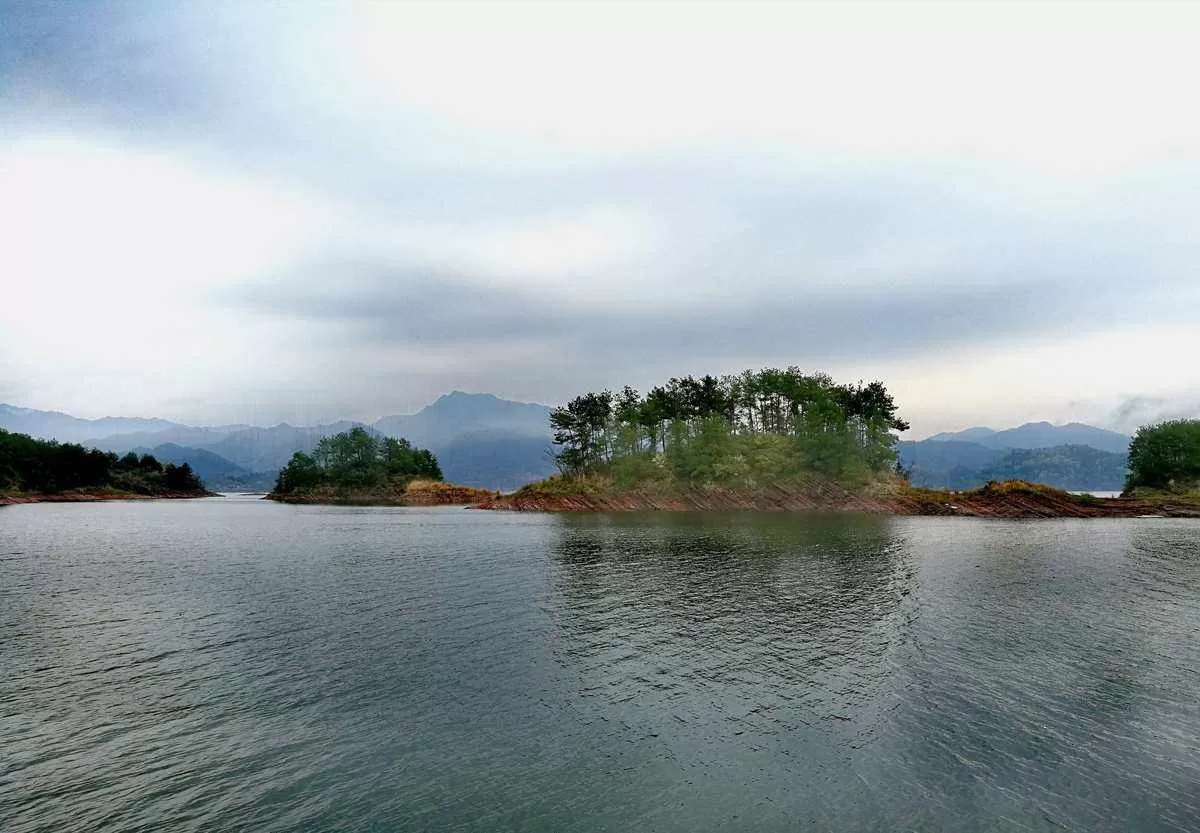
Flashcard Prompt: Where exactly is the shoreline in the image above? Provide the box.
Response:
[476,480,1200,519]
[0,489,216,506]
[266,481,499,507]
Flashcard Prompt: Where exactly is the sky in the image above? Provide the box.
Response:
[1,0,1198,437]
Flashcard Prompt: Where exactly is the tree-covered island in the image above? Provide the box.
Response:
[0,428,210,504]
[481,368,1200,518]
[268,427,496,505]
[548,368,908,487]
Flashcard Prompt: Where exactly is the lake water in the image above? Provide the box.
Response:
[2,497,1198,832]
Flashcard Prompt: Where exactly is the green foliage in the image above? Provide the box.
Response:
[0,428,205,495]
[975,445,1127,491]
[1126,419,1200,492]
[273,427,442,494]
[164,462,203,492]
[549,367,907,488]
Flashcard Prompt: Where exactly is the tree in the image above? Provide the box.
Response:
[275,451,321,493]
[164,462,202,492]
[274,428,442,493]
[546,367,909,486]
[1126,419,1200,491]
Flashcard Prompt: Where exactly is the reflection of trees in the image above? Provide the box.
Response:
[545,513,916,728]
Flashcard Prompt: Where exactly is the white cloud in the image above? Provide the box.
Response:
[348,1,1200,174]
[2,1,1200,427]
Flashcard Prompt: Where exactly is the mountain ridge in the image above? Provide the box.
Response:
[2,400,1132,492]
[925,421,1130,454]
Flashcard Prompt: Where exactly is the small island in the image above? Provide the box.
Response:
[478,368,1200,518]
[267,427,497,506]
[0,428,213,504]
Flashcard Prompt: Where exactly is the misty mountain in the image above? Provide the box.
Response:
[899,440,1128,490]
[0,403,182,445]
[897,439,1005,477]
[201,421,374,473]
[83,392,555,490]
[975,445,1128,491]
[926,421,1131,455]
[435,432,557,492]
[89,425,246,454]
[374,391,552,448]
[132,443,274,491]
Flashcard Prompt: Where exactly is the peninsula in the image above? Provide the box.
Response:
[0,427,213,504]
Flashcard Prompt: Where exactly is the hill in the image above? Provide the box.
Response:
[0,404,183,445]
[0,428,209,501]
[373,391,552,448]
[898,440,1127,490]
[133,443,275,492]
[433,432,556,492]
[926,421,1131,454]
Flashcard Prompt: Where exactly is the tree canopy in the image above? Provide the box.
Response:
[273,427,442,494]
[0,428,204,495]
[549,367,909,487]
[1125,419,1200,492]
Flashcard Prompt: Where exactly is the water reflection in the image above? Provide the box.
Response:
[5,503,1199,833]
[546,513,918,819]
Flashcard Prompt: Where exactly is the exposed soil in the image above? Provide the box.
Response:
[266,480,499,507]
[476,479,1200,519]
[0,489,215,506]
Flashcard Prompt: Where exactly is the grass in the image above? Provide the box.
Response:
[1123,484,1200,502]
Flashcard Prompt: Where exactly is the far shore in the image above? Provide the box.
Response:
[0,489,216,506]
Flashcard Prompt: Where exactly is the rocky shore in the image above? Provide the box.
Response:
[267,479,498,507]
[0,488,215,506]
[477,479,1200,519]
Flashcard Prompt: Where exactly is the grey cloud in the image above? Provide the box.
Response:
[1109,395,1200,434]
[224,252,1140,373]
[6,2,1199,424]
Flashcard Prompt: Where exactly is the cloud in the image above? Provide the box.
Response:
[1109,395,1200,434]
[2,1,1200,426]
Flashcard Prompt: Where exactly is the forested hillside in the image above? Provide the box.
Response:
[0,428,206,496]
[898,441,1129,490]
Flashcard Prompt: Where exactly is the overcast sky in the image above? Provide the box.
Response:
[2,1,1198,436]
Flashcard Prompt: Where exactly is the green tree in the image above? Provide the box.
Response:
[274,428,442,493]
[547,366,909,486]
[1126,419,1200,491]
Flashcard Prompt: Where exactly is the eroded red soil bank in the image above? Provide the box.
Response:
[477,481,1200,519]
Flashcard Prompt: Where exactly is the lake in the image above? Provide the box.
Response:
[2,497,1198,832]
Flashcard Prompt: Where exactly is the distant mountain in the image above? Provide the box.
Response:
[0,403,182,445]
[976,445,1128,491]
[201,421,373,473]
[133,443,274,491]
[89,425,244,454]
[927,421,1131,455]
[899,439,1128,490]
[3,392,560,492]
[372,392,554,490]
[926,426,998,443]
[897,439,1006,485]
[435,431,557,492]
[374,391,552,448]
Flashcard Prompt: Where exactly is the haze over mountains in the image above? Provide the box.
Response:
[2,399,1136,492]
[925,422,1131,455]
[0,393,555,492]
[899,421,1133,491]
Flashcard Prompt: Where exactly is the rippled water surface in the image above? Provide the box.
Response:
[2,497,1199,832]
